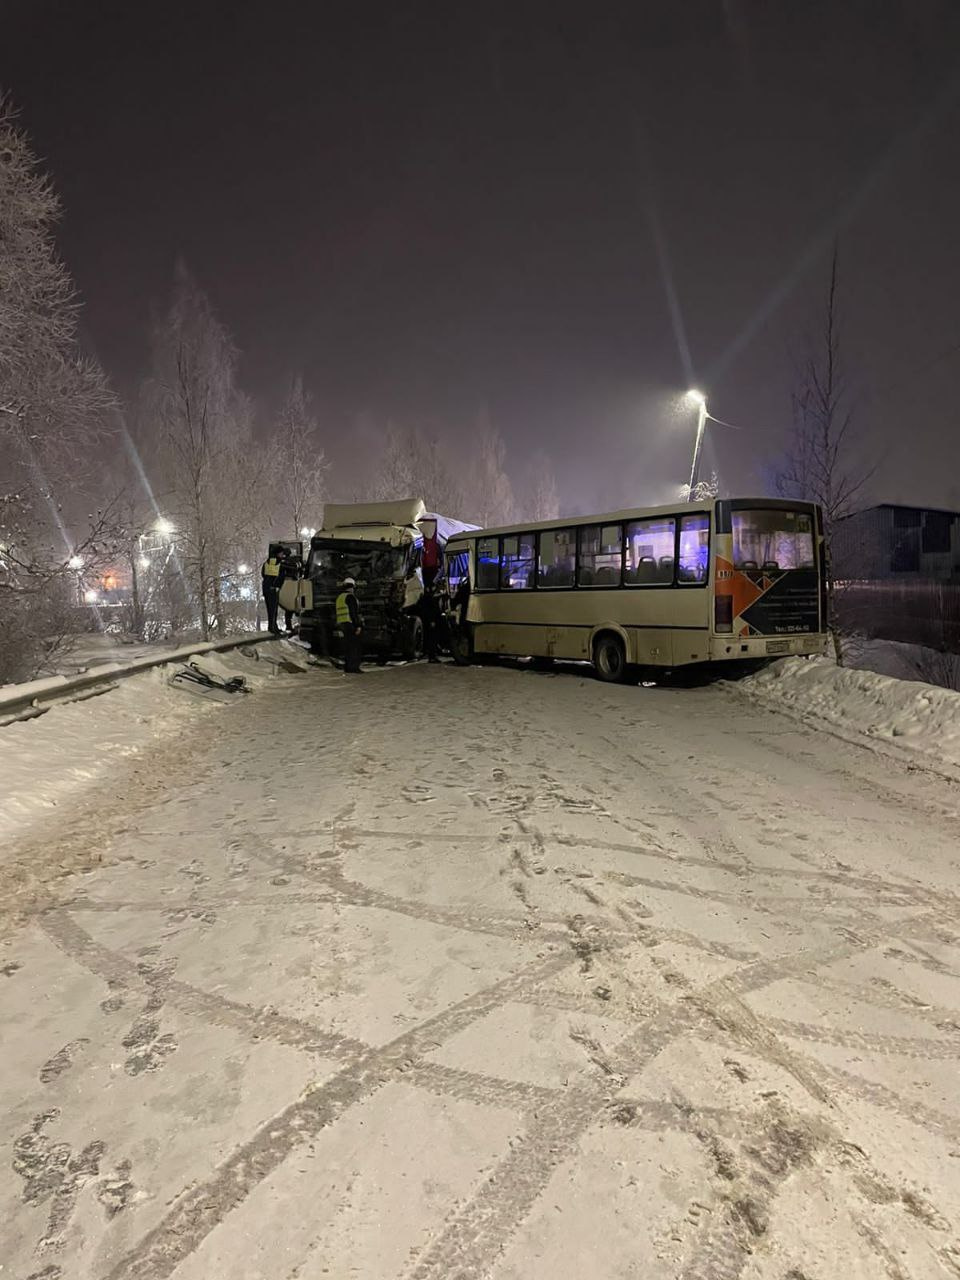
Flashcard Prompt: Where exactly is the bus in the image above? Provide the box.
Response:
[442,497,829,681]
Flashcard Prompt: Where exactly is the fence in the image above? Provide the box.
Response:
[835,580,960,654]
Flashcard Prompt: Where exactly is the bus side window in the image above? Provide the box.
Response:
[678,513,710,583]
[538,528,575,587]
[578,524,622,587]
[625,517,676,585]
[501,533,535,589]
[477,537,500,590]
[446,550,469,593]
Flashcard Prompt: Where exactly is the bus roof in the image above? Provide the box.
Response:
[444,496,816,544]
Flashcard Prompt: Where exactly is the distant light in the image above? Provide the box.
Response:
[83,589,99,604]
[139,556,151,569]
[69,555,84,570]
[686,389,706,407]
[155,516,174,535]
[237,563,250,574]
[300,526,317,538]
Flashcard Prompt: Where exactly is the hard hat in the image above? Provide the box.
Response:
[342,577,356,587]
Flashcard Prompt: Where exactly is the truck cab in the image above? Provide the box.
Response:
[295,499,475,662]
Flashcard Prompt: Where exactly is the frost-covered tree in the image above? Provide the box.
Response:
[678,470,720,503]
[468,416,514,527]
[274,375,326,536]
[149,264,263,638]
[369,422,465,514]
[524,450,560,521]
[0,94,116,680]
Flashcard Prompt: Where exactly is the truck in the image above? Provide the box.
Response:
[287,499,476,663]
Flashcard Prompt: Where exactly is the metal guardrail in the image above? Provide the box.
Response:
[0,633,280,724]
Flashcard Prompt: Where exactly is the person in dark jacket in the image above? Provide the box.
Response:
[277,549,301,634]
[261,551,282,634]
[335,577,363,673]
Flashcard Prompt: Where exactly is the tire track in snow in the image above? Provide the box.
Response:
[97,949,575,1280]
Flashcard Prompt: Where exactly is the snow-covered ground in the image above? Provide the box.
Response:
[2,657,960,1278]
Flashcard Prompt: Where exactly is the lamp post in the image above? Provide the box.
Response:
[686,389,708,500]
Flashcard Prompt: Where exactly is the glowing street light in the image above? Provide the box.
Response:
[138,556,151,569]
[683,389,742,500]
[68,554,84,570]
[300,526,316,538]
[155,516,174,536]
[83,588,99,604]
[237,563,250,575]
[686,389,709,500]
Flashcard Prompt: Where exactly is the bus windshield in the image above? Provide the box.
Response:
[308,539,406,588]
[732,508,815,575]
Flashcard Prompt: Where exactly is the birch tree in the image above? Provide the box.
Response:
[468,416,514,527]
[524,450,560,521]
[274,375,326,536]
[0,94,115,678]
[149,264,259,638]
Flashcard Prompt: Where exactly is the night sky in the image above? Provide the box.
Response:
[6,1,960,512]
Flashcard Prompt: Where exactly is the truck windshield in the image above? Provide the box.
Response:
[308,540,405,587]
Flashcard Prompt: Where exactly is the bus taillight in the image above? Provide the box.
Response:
[715,593,733,633]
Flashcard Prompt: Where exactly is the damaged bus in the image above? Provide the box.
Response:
[442,497,829,681]
[293,499,475,662]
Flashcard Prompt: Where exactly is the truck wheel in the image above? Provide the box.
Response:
[593,632,628,683]
[401,617,424,661]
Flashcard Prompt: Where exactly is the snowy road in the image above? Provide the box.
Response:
[3,660,960,1279]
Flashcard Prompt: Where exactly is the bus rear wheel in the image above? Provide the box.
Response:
[593,633,628,683]
[450,624,474,666]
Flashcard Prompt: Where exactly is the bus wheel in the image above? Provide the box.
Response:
[450,624,474,666]
[593,633,628,683]
[402,617,424,661]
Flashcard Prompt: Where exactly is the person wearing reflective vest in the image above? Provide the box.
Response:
[335,577,363,673]
[261,553,282,634]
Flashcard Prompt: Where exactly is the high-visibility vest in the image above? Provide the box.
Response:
[335,592,352,626]
[262,558,280,578]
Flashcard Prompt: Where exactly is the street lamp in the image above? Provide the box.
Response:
[237,563,250,575]
[68,554,84,570]
[686,389,708,500]
[155,516,174,536]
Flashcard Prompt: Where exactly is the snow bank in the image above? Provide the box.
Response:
[0,641,305,850]
[736,656,960,774]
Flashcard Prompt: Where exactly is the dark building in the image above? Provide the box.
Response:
[832,504,960,582]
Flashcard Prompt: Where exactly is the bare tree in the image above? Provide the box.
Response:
[148,264,260,639]
[524,450,560,521]
[0,94,116,679]
[776,248,873,663]
[468,415,515,527]
[369,422,466,514]
[274,375,326,536]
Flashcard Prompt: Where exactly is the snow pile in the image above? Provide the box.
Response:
[737,656,960,773]
[0,642,304,849]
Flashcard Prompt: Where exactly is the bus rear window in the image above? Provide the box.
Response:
[733,510,814,575]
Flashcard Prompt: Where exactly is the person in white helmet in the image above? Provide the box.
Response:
[335,577,363,673]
